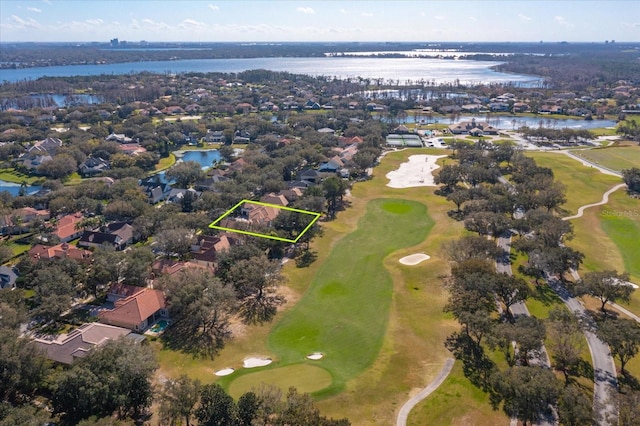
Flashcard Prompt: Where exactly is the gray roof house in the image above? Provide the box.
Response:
[0,266,17,290]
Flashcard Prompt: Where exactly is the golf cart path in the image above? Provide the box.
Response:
[395,358,455,426]
[562,183,627,221]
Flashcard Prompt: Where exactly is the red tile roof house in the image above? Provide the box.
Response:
[28,242,92,263]
[190,234,236,267]
[53,212,84,243]
[98,284,169,332]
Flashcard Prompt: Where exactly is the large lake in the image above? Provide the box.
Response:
[0,57,542,87]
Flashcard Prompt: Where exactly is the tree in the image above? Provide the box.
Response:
[37,153,77,179]
[120,246,154,287]
[52,339,157,423]
[0,403,52,426]
[237,392,259,426]
[615,388,640,426]
[492,366,560,426]
[322,176,348,218]
[226,255,285,324]
[557,384,593,426]
[598,318,640,374]
[512,316,546,365]
[159,269,236,358]
[0,329,49,402]
[434,164,462,193]
[165,160,204,188]
[154,227,195,259]
[195,383,239,426]
[576,270,634,312]
[30,265,75,323]
[546,307,584,383]
[622,167,640,193]
[494,273,530,319]
[446,189,470,214]
[159,375,200,426]
[443,235,504,263]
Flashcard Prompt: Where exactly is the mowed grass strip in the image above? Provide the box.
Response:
[526,151,621,215]
[264,198,432,396]
[571,144,640,172]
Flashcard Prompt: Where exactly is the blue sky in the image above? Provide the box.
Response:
[1,0,638,43]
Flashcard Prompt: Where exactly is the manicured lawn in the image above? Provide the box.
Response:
[571,144,640,172]
[407,362,509,425]
[227,198,433,397]
[525,152,622,216]
[153,153,176,172]
[228,364,332,398]
[0,168,42,185]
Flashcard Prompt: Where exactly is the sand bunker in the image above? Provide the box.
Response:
[243,357,273,368]
[306,352,324,360]
[214,368,235,376]
[386,155,448,188]
[399,253,431,265]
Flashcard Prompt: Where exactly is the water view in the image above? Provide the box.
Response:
[405,114,617,130]
[0,56,543,87]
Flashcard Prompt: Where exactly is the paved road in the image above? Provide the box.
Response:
[395,358,455,426]
[497,234,556,426]
[547,276,618,425]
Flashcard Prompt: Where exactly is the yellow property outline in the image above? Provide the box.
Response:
[208,199,321,243]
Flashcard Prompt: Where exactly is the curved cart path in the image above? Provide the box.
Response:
[395,358,455,426]
[562,183,627,221]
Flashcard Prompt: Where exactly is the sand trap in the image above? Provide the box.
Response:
[386,155,448,188]
[399,253,431,265]
[306,352,324,360]
[243,357,273,368]
[214,368,235,376]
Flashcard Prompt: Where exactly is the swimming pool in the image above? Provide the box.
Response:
[149,320,169,333]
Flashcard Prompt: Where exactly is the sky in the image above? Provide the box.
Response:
[1,0,639,43]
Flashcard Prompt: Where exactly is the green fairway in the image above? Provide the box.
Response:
[600,207,640,280]
[526,152,621,215]
[571,145,640,172]
[224,198,433,397]
[228,364,333,398]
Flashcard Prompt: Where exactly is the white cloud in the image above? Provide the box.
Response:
[130,18,141,30]
[297,7,315,14]
[85,19,103,26]
[340,9,348,14]
[208,4,219,11]
[27,7,42,13]
[468,16,478,22]
[555,15,567,25]
[180,19,206,29]
[9,15,41,29]
[518,13,531,21]
[142,18,171,30]
[434,15,445,21]
[361,12,373,17]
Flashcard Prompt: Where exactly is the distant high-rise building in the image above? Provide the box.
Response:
[110,38,119,47]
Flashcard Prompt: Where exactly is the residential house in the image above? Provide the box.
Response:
[54,213,84,243]
[151,258,215,278]
[260,193,289,207]
[194,175,229,192]
[139,178,171,204]
[297,168,321,185]
[166,188,201,204]
[28,242,92,263]
[0,207,50,235]
[319,156,345,173]
[106,133,132,143]
[0,266,18,290]
[78,157,110,177]
[99,284,168,332]
[190,233,236,267]
[78,222,136,251]
[33,323,138,365]
[205,130,225,144]
[28,137,63,156]
[512,102,530,113]
[241,201,281,227]
[233,130,251,144]
[119,143,147,156]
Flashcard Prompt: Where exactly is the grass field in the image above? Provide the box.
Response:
[570,144,640,172]
[0,168,42,185]
[525,151,622,216]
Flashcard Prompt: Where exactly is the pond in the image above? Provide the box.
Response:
[0,181,42,197]
[391,114,616,130]
[154,149,221,184]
